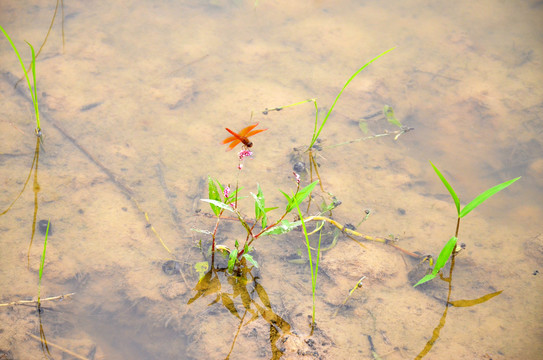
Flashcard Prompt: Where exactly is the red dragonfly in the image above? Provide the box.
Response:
[222,123,267,151]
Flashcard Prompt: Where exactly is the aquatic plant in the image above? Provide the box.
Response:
[413,162,519,359]
[308,47,395,150]
[0,25,41,134]
[414,162,520,287]
[195,50,399,333]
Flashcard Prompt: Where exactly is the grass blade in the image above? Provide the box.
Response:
[310,47,395,148]
[430,161,460,216]
[25,40,40,129]
[459,177,521,218]
[432,236,457,275]
[0,26,40,130]
[414,236,457,287]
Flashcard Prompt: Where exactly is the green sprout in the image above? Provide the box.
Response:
[0,25,41,134]
[308,48,395,149]
[414,162,520,287]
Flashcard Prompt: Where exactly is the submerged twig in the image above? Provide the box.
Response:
[0,292,75,307]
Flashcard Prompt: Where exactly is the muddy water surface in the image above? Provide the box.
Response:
[1,0,542,359]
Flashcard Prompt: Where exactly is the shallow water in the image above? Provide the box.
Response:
[1,0,542,359]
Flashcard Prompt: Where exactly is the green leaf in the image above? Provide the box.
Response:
[242,253,259,268]
[201,199,234,213]
[432,236,457,275]
[228,248,238,272]
[280,190,293,209]
[459,177,520,218]
[207,176,221,216]
[383,105,402,128]
[261,219,302,235]
[430,161,461,216]
[413,273,436,287]
[0,26,41,130]
[413,236,457,288]
[283,180,319,213]
[252,185,267,228]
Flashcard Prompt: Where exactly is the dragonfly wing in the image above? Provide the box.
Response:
[227,139,241,151]
[222,135,237,144]
[245,128,267,137]
[223,128,243,144]
[237,123,258,137]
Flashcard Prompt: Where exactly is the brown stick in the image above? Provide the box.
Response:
[0,293,75,307]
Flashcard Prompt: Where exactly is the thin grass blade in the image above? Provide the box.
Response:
[25,40,40,129]
[309,47,395,148]
[430,161,460,215]
[459,177,520,218]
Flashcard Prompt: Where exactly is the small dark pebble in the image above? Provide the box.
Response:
[38,220,52,236]
[162,260,181,275]
[397,208,406,215]
[533,270,539,276]
[293,161,306,173]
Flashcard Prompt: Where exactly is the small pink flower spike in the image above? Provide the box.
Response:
[238,149,253,161]
[293,172,301,184]
[223,186,231,199]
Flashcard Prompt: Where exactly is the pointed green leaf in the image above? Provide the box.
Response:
[242,253,259,268]
[432,236,457,275]
[283,180,319,213]
[279,190,295,213]
[261,219,302,235]
[252,186,267,228]
[430,161,460,216]
[413,273,436,287]
[207,176,221,216]
[414,236,457,288]
[459,177,520,218]
[201,199,234,213]
[228,248,238,272]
